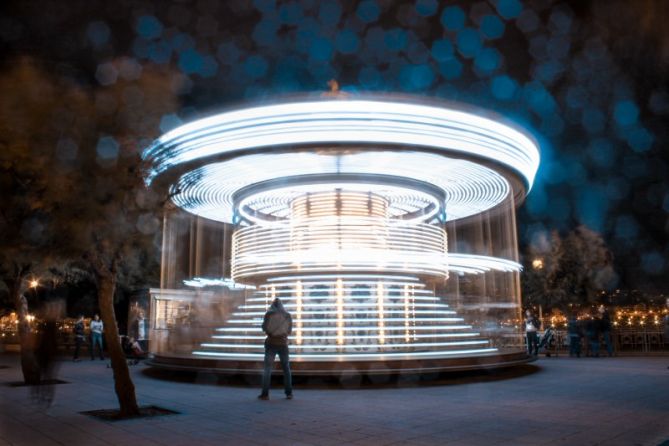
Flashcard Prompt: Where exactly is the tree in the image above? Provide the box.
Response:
[522,226,618,313]
[0,58,179,415]
[0,60,81,384]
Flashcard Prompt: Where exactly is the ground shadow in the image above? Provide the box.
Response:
[80,405,179,421]
[143,364,541,390]
[6,379,69,387]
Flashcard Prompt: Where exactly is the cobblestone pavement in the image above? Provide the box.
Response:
[1,353,668,445]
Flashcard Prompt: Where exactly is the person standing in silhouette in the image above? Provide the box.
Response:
[33,300,64,407]
[599,305,614,357]
[258,298,293,400]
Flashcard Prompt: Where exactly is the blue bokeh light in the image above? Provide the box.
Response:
[356,0,381,24]
[613,100,639,126]
[415,0,438,17]
[384,28,408,51]
[533,60,565,84]
[159,114,183,133]
[136,15,163,40]
[494,0,523,20]
[147,41,172,64]
[480,15,505,40]
[456,28,482,58]
[96,136,119,160]
[474,47,501,73]
[438,58,463,80]
[440,6,466,31]
[335,29,360,54]
[178,49,204,75]
[430,39,454,62]
[86,21,110,48]
[399,64,435,90]
[625,126,654,152]
[490,75,517,100]
[171,33,195,53]
[576,187,608,232]
[309,37,334,62]
[524,82,557,115]
[406,41,430,64]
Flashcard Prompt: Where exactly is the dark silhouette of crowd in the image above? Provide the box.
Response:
[526,306,616,358]
[566,306,614,358]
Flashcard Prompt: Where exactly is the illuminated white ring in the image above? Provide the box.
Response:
[235,176,443,224]
[232,217,449,280]
[144,99,539,190]
[169,151,512,224]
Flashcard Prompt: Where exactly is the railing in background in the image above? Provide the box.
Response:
[543,328,669,354]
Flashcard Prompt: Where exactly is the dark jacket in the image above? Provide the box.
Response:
[74,320,85,338]
[567,318,581,337]
[262,300,292,347]
[600,311,612,332]
[585,318,599,340]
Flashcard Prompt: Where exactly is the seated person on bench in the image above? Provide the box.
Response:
[121,335,147,363]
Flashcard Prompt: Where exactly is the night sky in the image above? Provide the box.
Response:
[2,0,668,292]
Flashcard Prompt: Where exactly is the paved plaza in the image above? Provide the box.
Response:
[0,353,668,446]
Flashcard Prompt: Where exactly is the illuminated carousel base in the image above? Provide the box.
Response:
[146,350,533,376]
[149,275,533,376]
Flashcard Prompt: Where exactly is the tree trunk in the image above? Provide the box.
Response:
[97,269,140,417]
[8,274,41,385]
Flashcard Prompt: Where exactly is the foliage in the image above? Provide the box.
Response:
[0,57,175,280]
[522,226,618,312]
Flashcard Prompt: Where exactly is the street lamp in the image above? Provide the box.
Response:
[532,258,544,270]
[29,279,39,289]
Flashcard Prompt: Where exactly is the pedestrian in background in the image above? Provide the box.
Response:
[599,305,614,357]
[132,310,148,351]
[525,309,540,356]
[585,314,600,357]
[90,314,104,360]
[72,315,85,361]
[33,300,64,407]
[567,313,582,358]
